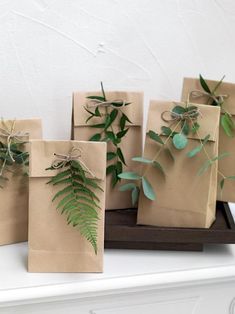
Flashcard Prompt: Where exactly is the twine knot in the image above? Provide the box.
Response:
[161,106,201,123]
[52,147,96,178]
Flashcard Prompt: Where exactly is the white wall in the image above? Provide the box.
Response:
[0,0,235,139]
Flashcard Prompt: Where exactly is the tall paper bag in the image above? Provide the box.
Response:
[72,91,143,210]
[28,140,106,272]
[181,77,235,202]
[137,101,220,228]
[0,118,42,245]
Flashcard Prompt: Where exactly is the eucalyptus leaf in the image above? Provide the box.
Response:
[142,176,155,201]
[186,134,210,158]
[119,182,137,191]
[161,126,172,136]
[153,161,165,176]
[172,105,185,115]
[118,172,141,180]
[197,160,212,176]
[172,133,188,150]
[147,130,164,144]
[132,156,153,164]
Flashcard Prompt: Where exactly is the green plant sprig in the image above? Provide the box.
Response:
[85,82,132,187]
[0,120,29,188]
[118,101,229,205]
[46,159,103,254]
[199,74,235,137]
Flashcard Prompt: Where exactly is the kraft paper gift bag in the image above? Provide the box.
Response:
[137,101,220,228]
[181,77,235,202]
[28,140,106,273]
[72,90,143,210]
[0,118,42,245]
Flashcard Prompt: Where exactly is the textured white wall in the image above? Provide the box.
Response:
[0,0,235,139]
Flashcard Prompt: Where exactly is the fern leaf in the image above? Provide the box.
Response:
[47,158,103,254]
[47,169,70,184]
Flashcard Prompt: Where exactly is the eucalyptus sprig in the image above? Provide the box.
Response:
[118,101,231,205]
[198,74,235,137]
[46,157,103,254]
[85,82,132,187]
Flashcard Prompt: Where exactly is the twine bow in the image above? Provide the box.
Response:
[0,120,29,162]
[190,90,228,106]
[86,98,126,109]
[161,106,201,123]
[52,147,96,178]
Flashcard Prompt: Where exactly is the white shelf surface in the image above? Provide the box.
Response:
[1,242,235,307]
[0,203,234,307]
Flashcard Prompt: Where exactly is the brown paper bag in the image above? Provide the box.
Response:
[137,101,220,228]
[0,118,42,245]
[72,91,143,210]
[181,77,235,202]
[28,140,106,273]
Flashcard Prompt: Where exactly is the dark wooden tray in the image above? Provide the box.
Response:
[104,202,235,251]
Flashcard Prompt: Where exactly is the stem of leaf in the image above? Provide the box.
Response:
[189,117,226,179]
[142,120,181,177]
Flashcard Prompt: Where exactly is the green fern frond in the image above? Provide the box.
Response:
[47,159,102,254]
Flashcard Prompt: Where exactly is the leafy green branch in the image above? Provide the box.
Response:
[85,82,132,187]
[198,74,235,137]
[0,120,29,188]
[118,101,230,205]
[47,159,103,254]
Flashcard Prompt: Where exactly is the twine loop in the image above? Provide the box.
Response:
[161,106,201,123]
[52,147,96,178]
[190,90,228,106]
[86,98,126,109]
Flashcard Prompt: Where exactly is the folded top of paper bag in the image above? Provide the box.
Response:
[149,101,220,142]
[73,91,143,126]
[29,140,106,179]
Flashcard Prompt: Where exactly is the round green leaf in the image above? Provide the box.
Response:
[172,133,188,150]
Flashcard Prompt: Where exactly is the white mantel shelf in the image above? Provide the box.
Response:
[1,241,235,314]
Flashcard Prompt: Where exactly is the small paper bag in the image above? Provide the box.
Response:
[0,118,42,246]
[181,77,235,202]
[28,140,106,273]
[72,91,143,210]
[137,101,220,228]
